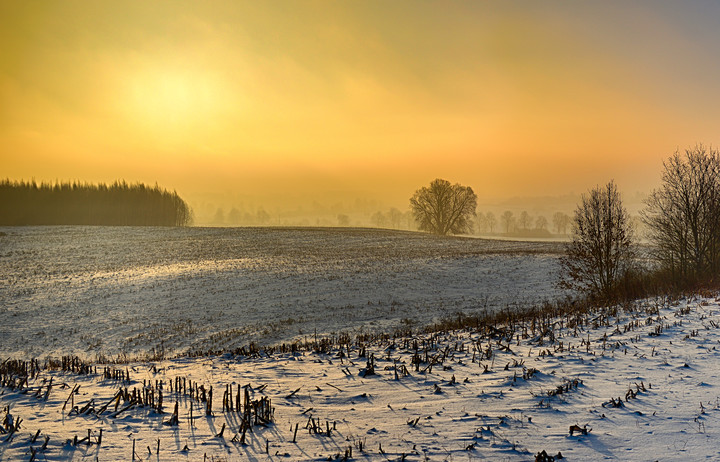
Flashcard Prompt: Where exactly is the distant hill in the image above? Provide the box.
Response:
[0,180,193,226]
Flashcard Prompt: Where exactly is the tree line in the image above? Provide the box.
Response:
[559,145,720,300]
[410,179,572,236]
[409,144,720,300]
[475,210,571,235]
[0,180,193,226]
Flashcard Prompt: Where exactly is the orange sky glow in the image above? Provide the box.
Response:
[3,1,720,222]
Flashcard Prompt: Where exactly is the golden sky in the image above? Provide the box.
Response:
[2,1,720,213]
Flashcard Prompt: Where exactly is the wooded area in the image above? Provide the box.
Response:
[0,180,192,226]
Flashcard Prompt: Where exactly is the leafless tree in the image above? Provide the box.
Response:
[388,207,403,228]
[486,211,497,233]
[410,179,477,235]
[403,210,415,230]
[518,211,533,230]
[371,211,387,228]
[535,215,548,230]
[500,210,515,234]
[553,211,571,234]
[227,207,241,224]
[337,214,350,226]
[256,208,270,225]
[559,181,635,299]
[476,212,492,234]
[213,207,225,225]
[643,145,720,280]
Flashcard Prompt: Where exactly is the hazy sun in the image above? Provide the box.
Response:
[119,66,230,141]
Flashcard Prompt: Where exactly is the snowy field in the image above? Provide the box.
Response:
[0,226,563,359]
[2,292,720,460]
[5,226,717,461]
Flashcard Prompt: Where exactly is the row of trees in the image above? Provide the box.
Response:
[409,179,572,236]
[370,207,408,229]
[213,207,271,226]
[0,180,193,226]
[409,145,720,300]
[476,210,571,234]
[561,145,720,299]
[205,205,416,228]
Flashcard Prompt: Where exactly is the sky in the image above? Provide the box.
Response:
[3,1,720,218]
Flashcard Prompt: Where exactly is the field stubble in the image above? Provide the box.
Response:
[0,226,564,359]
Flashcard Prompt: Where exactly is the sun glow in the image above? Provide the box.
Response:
[118,66,236,143]
[4,1,720,216]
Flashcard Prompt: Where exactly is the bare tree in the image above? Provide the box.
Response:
[410,179,477,235]
[486,211,497,233]
[535,215,548,230]
[388,207,403,228]
[403,210,415,230]
[518,211,533,230]
[213,207,225,225]
[475,212,488,233]
[643,145,720,280]
[337,214,350,226]
[553,211,571,234]
[370,211,387,228]
[500,210,515,234]
[559,181,634,299]
[256,208,270,225]
[227,207,241,224]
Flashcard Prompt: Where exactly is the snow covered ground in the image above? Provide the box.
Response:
[2,293,720,460]
[5,226,717,461]
[0,226,563,359]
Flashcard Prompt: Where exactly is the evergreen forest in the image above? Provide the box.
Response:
[0,180,193,226]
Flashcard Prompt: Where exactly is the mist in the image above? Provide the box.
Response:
[184,186,650,233]
[4,1,720,213]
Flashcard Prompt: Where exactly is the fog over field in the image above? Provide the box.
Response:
[0,226,564,359]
